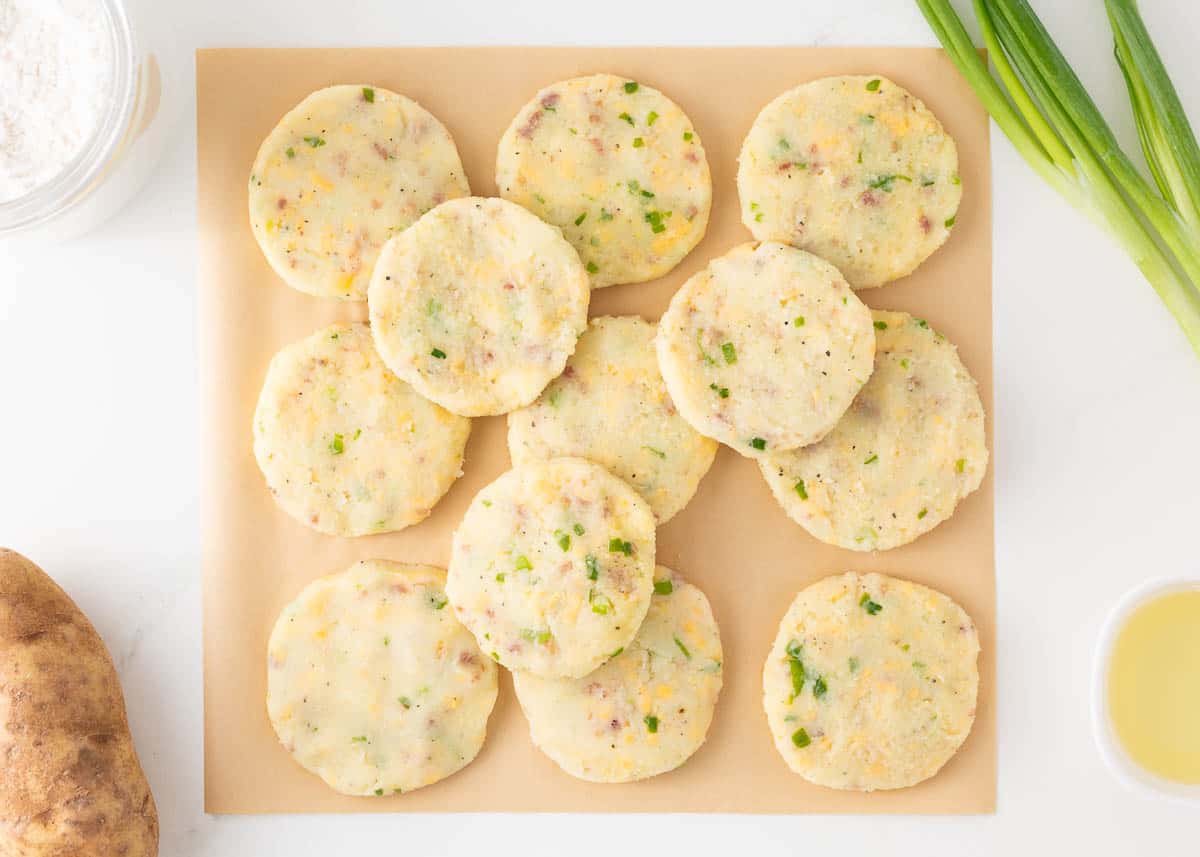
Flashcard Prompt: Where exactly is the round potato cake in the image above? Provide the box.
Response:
[368,196,590,416]
[655,241,875,459]
[266,560,498,796]
[252,322,471,537]
[759,310,987,551]
[446,457,655,679]
[507,315,718,523]
[496,73,711,289]
[737,75,961,289]
[763,572,979,791]
[514,567,723,783]
[249,84,469,301]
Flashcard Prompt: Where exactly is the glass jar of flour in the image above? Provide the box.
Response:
[0,0,179,240]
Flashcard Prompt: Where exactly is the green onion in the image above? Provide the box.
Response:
[683,131,694,141]
[374,788,384,796]
[848,657,860,673]
[574,523,585,536]
[286,147,295,159]
[674,635,692,659]
[329,434,344,455]
[515,555,532,571]
[794,315,805,327]
[610,647,624,658]
[918,507,928,519]
[362,87,375,103]
[643,446,666,459]
[647,110,660,125]
[625,81,639,93]
[609,537,633,555]
[495,573,506,582]
[619,111,634,125]
[430,348,446,359]
[786,640,806,699]
[955,457,966,473]
[575,212,587,226]
[944,215,957,228]
[644,714,658,732]
[428,593,448,610]
[813,675,828,698]
[632,137,645,148]
[352,735,368,743]
[654,579,674,595]
[585,554,599,581]
[721,342,737,364]
[590,590,613,615]
[866,78,881,91]
[398,696,412,708]
[794,479,808,499]
[586,261,599,274]
[864,454,879,464]
[859,592,883,615]
[874,320,888,330]
[750,437,767,451]
[303,135,325,148]
[791,727,811,748]
[554,529,571,551]
[710,383,730,398]
[599,208,614,221]
[917,0,1200,355]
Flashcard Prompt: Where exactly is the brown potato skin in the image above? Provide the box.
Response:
[0,549,158,857]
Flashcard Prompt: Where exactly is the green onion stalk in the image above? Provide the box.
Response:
[917,0,1200,355]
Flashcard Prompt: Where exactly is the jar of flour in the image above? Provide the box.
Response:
[0,0,177,239]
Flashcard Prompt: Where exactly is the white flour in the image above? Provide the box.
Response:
[0,0,114,203]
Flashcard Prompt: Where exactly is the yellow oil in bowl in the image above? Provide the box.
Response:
[1108,589,1200,784]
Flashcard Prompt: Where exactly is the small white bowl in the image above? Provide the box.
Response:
[1092,577,1200,804]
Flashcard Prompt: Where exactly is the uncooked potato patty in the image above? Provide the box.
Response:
[249,84,469,300]
[763,571,979,791]
[759,310,987,551]
[267,560,498,796]
[368,197,590,417]
[497,73,711,288]
[514,567,722,782]
[738,75,961,289]
[656,241,875,459]
[507,315,717,522]
[447,457,656,678]
[252,322,470,537]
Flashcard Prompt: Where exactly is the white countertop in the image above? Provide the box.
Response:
[1,0,1197,853]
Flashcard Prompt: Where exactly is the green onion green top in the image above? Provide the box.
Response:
[792,727,811,748]
[362,87,375,102]
[303,135,326,148]
[859,592,883,615]
[674,635,692,659]
[609,537,633,556]
[585,554,599,581]
[653,579,673,595]
[750,437,767,451]
[329,434,344,455]
[647,110,659,125]
[866,78,881,91]
[430,348,446,359]
[619,111,634,125]
[794,479,808,500]
[624,81,639,93]
[514,555,533,571]
[554,530,571,551]
[721,342,737,364]
[644,714,658,732]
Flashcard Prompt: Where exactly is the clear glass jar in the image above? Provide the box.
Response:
[0,0,178,241]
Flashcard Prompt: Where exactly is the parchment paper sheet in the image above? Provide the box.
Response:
[198,46,994,814]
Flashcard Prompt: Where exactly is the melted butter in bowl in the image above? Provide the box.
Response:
[1094,580,1200,800]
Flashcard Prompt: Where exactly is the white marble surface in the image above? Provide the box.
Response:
[1,0,1197,853]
